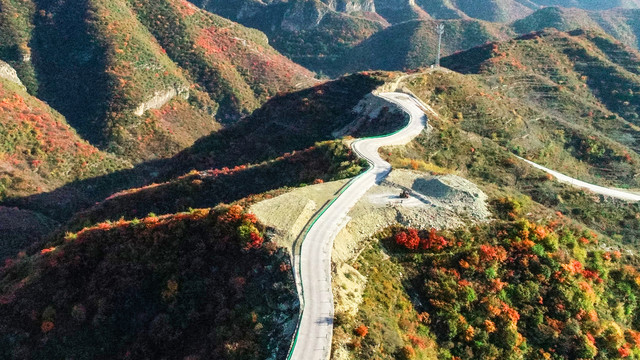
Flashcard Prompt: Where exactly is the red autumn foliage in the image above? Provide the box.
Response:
[41,321,54,333]
[354,325,368,337]
[421,228,448,251]
[479,244,507,262]
[248,232,264,250]
[395,228,421,250]
[395,228,449,251]
[619,345,631,357]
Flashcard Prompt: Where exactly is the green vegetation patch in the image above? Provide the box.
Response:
[345,216,640,359]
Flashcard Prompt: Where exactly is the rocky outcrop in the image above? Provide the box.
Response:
[281,1,332,31]
[337,0,375,13]
[134,85,189,116]
[236,0,266,20]
[0,61,25,89]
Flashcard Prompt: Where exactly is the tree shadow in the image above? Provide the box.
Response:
[1,74,384,223]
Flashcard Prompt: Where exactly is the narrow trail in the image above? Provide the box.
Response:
[516,156,640,202]
[288,92,428,360]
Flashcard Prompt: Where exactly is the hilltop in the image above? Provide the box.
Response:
[0,205,298,360]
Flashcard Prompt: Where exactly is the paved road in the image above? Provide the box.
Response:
[517,156,640,202]
[288,92,427,360]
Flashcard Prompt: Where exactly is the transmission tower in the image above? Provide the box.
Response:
[436,23,445,67]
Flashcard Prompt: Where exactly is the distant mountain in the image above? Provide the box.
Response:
[514,7,640,49]
[417,0,535,22]
[188,0,386,73]
[531,0,640,9]
[184,0,640,75]
[339,19,511,72]
[417,0,640,21]
[335,6,640,74]
[0,0,315,161]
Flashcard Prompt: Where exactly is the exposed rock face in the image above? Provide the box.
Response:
[237,1,264,19]
[281,1,332,31]
[0,61,25,89]
[134,85,189,116]
[337,0,376,13]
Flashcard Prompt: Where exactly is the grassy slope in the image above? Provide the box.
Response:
[440,29,640,188]
[16,0,220,161]
[334,237,439,359]
[86,0,222,160]
[385,31,640,246]
[131,0,316,122]
[0,206,298,360]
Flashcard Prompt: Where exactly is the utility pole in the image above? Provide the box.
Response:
[436,23,445,67]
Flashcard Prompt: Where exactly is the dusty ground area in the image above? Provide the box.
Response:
[332,169,490,265]
[250,180,350,253]
[251,168,490,359]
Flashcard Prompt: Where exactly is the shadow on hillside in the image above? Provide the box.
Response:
[65,144,359,231]
[1,74,385,223]
[1,159,165,222]
[30,0,112,145]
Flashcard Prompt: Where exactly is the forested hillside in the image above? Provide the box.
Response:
[0,0,314,161]
[0,205,298,359]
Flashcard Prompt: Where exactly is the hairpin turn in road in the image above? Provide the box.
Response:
[288,92,428,360]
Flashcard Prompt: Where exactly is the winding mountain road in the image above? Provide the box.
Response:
[288,92,427,360]
[516,156,640,202]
